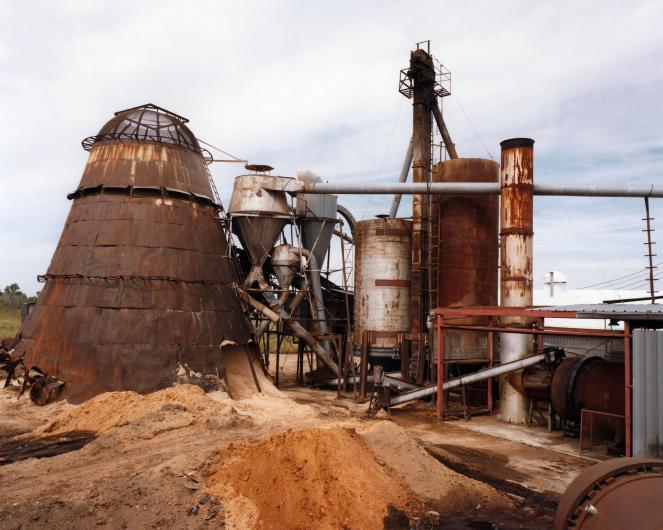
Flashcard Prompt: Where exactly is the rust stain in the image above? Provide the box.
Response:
[431,158,499,358]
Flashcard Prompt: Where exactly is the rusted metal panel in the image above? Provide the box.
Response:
[354,218,412,348]
[15,106,251,403]
[432,158,499,360]
[374,279,410,287]
[78,141,215,198]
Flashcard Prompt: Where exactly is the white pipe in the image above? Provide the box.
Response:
[388,137,414,218]
[388,351,549,406]
[296,182,663,198]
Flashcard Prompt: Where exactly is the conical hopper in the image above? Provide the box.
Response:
[300,219,336,267]
[233,215,288,267]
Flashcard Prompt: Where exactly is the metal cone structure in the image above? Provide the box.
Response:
[228,173,293,274]
[15,104,252,402]
[233,216,288,267]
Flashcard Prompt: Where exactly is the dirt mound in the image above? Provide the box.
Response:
[360,421,511,513]
[36,384,233,435]
[207,427,415,530]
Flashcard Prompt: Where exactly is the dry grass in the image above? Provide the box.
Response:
[0,299,21,338]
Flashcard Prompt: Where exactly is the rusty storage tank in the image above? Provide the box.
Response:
[354,217,411,363]
[431,158,499,360]
[15,103,252,402]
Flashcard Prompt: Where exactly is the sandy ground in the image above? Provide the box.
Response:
[0,354,587,529]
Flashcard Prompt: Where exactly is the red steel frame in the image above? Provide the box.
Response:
[434,306,633,456]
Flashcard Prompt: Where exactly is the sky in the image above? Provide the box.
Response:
[1,0,662,296]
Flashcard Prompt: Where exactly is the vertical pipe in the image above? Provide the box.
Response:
[360,331,369,399]
[388,137,414,218]
[436,315,444,420]
[487,316,494,414]
[499,138,535,424]
[625,320,632,456]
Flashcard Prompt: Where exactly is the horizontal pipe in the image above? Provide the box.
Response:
[442,323,624,338]
[297,182,663,198]
[389,351,550,406]
[316,373,418,391]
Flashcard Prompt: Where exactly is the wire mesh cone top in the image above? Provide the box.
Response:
[16,104,251,402]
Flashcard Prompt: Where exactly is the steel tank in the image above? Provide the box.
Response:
[431,158,499,360]
[353,217,412,354]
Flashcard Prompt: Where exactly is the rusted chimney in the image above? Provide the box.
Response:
[15,104,252,402]
[499,138,534,424]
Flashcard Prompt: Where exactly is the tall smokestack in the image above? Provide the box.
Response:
[499,138,534,424]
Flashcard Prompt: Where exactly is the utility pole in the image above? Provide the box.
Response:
[643,197,657,303]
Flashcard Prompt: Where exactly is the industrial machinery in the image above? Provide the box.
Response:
[227,168,354,381]
[555,458,663,529]
[6,41,663,477]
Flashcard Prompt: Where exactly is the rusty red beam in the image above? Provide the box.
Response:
[434,306,578,319]
[624,320,632,457]
[436,315,444,420]
[439,323,625,338]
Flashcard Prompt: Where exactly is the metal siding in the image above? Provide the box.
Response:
[633,329,663,458]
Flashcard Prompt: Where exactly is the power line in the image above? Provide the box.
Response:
[577,262,663,289]
[450,94,493,160]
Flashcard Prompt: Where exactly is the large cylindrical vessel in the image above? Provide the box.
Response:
[15,104,252,402]
[354,217,412,356]
[432,158,499,359]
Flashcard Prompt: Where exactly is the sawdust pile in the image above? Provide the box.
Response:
[36,384,233,436]
[223,352,284,400]
[207,427,416,530]
[360,421,511,513]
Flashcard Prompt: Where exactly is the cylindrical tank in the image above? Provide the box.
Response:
[432,158,499,360]
[354,217,412,353]
[551,356,625,421]
[499,138,535,424]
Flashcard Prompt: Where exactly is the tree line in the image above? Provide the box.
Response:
[2,284,39,309]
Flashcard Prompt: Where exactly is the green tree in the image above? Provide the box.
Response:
[2,284,28,309]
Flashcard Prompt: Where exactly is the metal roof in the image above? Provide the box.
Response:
[533,304,663,320]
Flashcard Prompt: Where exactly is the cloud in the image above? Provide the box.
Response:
[1,0,662,294]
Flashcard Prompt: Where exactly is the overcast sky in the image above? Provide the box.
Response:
[1,0,662,296]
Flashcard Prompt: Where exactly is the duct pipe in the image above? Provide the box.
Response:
[254,287,308,341]
[236,287,338,374]
[296,182,663,198]
[499,138,535,424]
[336,203,357,241]
[388,137,414,218]
[389,350,551,406]
[291,247,332,355]
[431,101,458,159]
